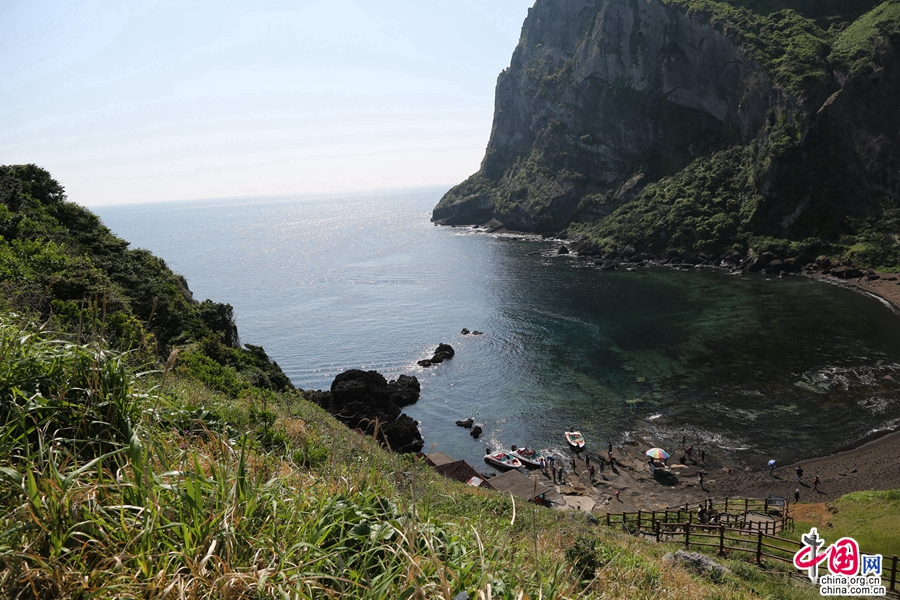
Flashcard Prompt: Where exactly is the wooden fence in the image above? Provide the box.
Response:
[605,496,792,535]
[604,497,899,596]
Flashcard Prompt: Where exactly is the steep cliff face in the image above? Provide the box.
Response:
[434,0,900,263]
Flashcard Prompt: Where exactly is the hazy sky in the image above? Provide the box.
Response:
[0,0,533,206]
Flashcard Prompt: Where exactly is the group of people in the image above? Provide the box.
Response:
[539,444,618,485]
[681,438,706,464]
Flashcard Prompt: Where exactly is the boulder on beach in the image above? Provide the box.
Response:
[831,266,863,279]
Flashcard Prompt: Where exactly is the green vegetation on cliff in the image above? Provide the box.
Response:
[0,164,291,391]
[437,0,900,270]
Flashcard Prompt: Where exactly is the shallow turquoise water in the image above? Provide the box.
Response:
[95,187,900,469]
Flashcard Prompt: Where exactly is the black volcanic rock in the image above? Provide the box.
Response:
[388,374,421,407]
[428,343,455,363]
[380,415,424,453]
[310,369,424,453]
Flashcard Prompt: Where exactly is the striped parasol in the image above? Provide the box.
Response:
[645,448,670,460]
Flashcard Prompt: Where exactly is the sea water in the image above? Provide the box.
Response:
[95,186,900,469]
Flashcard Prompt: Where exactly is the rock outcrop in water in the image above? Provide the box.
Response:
[433,0,900,268]
[417,343,456,367]
[308,370,424,453]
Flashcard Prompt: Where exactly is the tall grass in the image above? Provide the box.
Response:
[0,318,580,598]
[0,316,138,461]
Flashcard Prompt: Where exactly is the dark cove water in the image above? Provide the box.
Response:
[95,187,900,470]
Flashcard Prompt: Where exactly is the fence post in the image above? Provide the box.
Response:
[890,555,898,592]
[606,512,610,527]
[638,509,642,530]
[719,524,725,555]
[744,498,749,512]
[665,508,669,523]
[685,523,690,549]
[756,531,763,564]
[764,497,768,513]
[725,497,729,513]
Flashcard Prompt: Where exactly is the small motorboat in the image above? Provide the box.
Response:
[509,445,545,468]
[484,449,523,470]
[565,430,585,450]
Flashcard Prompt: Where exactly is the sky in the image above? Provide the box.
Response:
[0,0,534,206]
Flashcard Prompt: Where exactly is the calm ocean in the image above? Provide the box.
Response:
[94,186,900,469]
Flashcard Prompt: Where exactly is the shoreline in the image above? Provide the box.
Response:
[804,269,900,314]
[543,428,900,515]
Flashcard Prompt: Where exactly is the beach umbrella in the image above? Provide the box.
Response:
[645,448,670,460]
[768,459,776,467]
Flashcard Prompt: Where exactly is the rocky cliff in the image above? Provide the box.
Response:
[434,0,900,266]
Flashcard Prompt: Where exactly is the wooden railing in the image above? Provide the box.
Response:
[604,496,792,535]
[603,497,896,597]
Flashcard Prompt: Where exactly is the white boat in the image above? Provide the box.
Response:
[510,446,545,468]
[484,450,523,470]
[565,430,585,449]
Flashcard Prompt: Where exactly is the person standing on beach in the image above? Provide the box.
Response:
[768,459,776,476]
[589,465,595,483]
[686,445,693,460]
[698,472,704,488]
[585,454,590,468]
[700,449,706,463]
[681,435,686,449]
[794,488,800,503]
[796,466,803,483]
[608,440,613,454]
[571,456,577,473]
[813,475,819,491]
